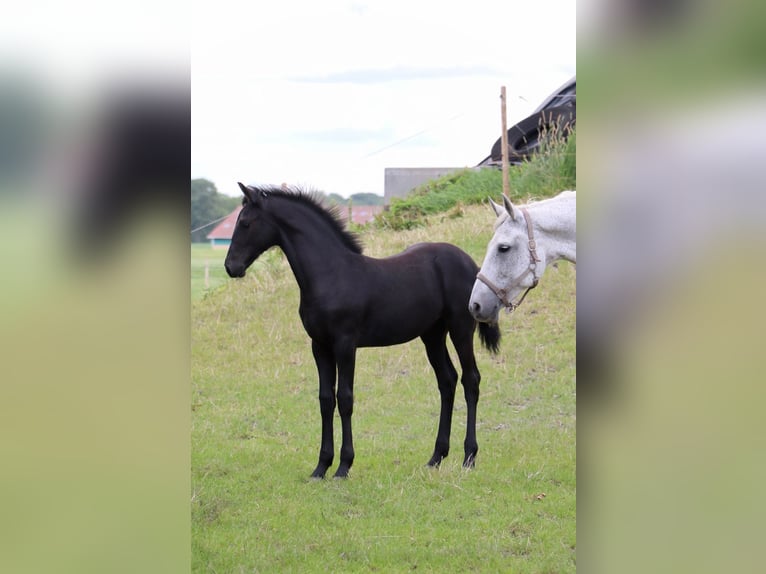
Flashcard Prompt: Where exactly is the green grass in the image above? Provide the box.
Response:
[192,204,576,573]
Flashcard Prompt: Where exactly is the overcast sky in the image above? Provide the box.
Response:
[192,1,576,198]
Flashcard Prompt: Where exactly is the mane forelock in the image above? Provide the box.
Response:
[255,185,364,254]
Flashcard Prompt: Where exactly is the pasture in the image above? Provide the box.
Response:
[191,243,230,301]
[191,203,576,572]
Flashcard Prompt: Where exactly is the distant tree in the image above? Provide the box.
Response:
[325,192,384,206]
[349,193,384,206]
[325,193,346,205]
[191,178,239,243]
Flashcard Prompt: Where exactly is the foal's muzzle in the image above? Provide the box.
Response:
[224,261,246,278]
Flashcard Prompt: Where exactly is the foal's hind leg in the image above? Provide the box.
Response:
[449,323,482,468]
[421,325,459,467]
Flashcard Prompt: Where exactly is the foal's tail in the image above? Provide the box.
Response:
[478,321,501,354]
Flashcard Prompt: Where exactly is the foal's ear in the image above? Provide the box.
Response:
[502,194,518,222]
[488,197,505,217]
[237,181,254,202]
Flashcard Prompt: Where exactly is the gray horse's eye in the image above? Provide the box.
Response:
[498,244,511,253]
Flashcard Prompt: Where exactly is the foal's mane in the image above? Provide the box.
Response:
[257,185,364,254]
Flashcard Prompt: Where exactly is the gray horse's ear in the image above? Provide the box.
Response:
[488,197,504,217]
[237,182,254,202]
[502,193,517,222]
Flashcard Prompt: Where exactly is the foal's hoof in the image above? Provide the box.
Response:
[310,465,329,480]
[462,454,477,469]
[426,454,446,468]
[333,465,351,479]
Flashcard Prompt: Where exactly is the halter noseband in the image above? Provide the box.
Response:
[476,207,541,313]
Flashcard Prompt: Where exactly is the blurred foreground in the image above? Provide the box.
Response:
[578,0,766,571]
[0,3,189,572]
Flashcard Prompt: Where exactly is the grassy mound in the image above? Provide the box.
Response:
[377,130,575,230]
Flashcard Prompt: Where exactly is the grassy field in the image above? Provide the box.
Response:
[191,203,576,572]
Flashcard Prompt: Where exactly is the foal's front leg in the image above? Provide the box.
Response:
[333,343,357,478]
[311,340,336,479]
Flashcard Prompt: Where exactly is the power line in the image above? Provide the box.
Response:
[191,212,232,235]
[358,94,530,160]
[359,113,464,159]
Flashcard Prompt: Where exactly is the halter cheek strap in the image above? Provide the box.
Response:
[476,207,541,313]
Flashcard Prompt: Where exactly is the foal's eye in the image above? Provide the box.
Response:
[498,244,511,253]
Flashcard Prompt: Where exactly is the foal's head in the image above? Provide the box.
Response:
[470,195,546,322]
[224,182,281,278]
[224,182,363,278]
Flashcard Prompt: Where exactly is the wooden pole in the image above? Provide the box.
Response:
[204,259,209,288]
[500,86,510,198]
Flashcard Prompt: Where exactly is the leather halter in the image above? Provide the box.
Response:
[476,207,541,313]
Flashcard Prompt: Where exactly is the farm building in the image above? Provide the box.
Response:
[206,204,382,248]
[346,205,383,225]
[206,206,242,248]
